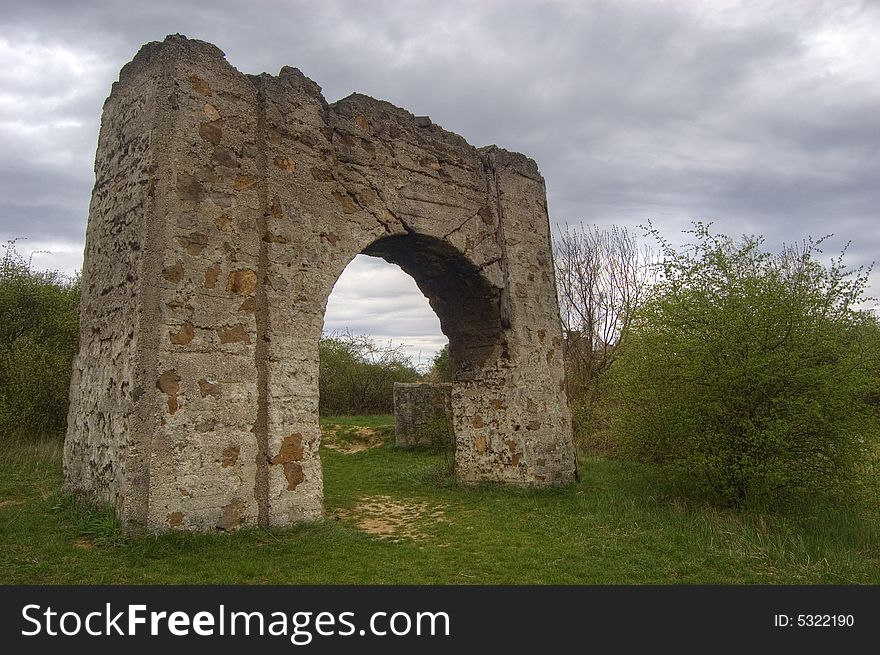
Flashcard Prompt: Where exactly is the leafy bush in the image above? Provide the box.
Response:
[319,331,421,415]
[609,223,880,508]
[425,344,452,382]
[0,241,79,440]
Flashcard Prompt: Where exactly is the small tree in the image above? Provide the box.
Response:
[609,222,880,508]
[553,224,654,447]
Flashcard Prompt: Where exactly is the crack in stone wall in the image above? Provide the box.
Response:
[252,76,271,527]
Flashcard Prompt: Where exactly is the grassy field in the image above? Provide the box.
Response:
[1,416,878,584]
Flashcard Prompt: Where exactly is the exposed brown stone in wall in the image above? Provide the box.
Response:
[162,262,184,283]
[199,120,220,143]
[234,175,256,191]
[221,445,239,467]
[271,434,304,463]
[216,499,245,530]
[198,378,221,399]
[169,322,194,345]
[177,173,203,202]
[273,157,295,172]
[280,463,304,491]
[226,269,256,294]
[218,324,251,344]
[331,190,357,213]
[204,264,221,288]
[213,214,234,231]
[157,370,181,414]
[271,434,307,491]
[179,233,208,255]
[189,75,212,96]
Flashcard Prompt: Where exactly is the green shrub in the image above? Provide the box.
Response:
[426,344,452,382]
[319,331,421,415]
[609,223,880,509]
[0,241,79,440]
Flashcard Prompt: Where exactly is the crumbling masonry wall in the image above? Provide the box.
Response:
[393,383,453,447]
[64,35,577,532]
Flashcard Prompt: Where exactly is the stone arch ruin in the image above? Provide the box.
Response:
[63,35,576,531]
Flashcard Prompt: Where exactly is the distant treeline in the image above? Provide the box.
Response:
[319,332,424,416]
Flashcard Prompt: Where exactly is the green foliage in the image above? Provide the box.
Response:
[426,343,452,382]
[319,331,421,415]
[0,241,79,440]
[609,223,880,509]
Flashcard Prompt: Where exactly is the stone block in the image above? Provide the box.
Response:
[394,382,453,447]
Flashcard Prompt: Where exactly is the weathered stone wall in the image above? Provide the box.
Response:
[394,383,453,447]
[63,48,164,526]
[65,35,577,532]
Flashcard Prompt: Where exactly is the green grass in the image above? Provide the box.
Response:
[1,418,878,584]
[320,414,394,429]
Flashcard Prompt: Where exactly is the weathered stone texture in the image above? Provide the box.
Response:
[394,383,453,447]
[65,35,576,532]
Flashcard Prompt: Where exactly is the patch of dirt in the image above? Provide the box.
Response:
[73,537,95,549]
[321,424,388,453]
[0,499,24,508]
[333,495,447,542]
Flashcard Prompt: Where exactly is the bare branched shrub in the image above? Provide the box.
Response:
[553,225,655,449]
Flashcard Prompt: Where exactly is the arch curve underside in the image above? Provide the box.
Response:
[361,233,504,377]
[63,35,576,532]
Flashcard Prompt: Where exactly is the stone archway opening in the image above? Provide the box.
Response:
[320,233,505,460]
[319,249,448,453]
[360,234,506,382]
[323,253,446,377]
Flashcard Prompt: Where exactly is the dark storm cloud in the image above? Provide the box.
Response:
[2,0,878,354]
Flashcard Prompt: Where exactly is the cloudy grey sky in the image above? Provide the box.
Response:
[2,0,878,363]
